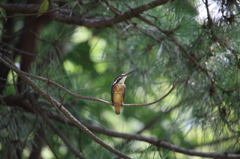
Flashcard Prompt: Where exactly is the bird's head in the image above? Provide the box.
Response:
[112,70,135,85]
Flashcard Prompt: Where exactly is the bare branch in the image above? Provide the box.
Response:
[0,0,171,28]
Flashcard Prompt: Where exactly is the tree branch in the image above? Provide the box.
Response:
[0,0,171,28]
[2,92,240,159]
[46,111,240,159]
[0,54,131,159]
[1,54,179,107]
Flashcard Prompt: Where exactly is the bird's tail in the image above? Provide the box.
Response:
[114,106,122,115]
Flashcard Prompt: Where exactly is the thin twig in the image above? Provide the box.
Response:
[124,78,180,107]
[1,54,179,107]
[27,93,71,159]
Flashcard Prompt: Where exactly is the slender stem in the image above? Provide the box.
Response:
[1,54,179,107]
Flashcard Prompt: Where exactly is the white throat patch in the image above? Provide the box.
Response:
[118,76,127,84]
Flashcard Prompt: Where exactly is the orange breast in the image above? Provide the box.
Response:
[112,84,125,104]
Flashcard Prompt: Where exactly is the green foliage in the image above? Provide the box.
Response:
[64,41,97,75]
[1,0,240,158]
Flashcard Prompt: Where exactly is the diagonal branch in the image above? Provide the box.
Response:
[0,54,131,159]
[0,0,171,28]
[27,92,86,159]
[46,111,240,159]
[2,93,240,159]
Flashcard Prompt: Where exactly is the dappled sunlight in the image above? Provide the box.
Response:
[41,147,54,159]
[63,60,83,73]
[71,27,92,44]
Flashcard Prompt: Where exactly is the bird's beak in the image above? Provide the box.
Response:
[124,70,135,76]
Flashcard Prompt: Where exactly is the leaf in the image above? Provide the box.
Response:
[38,0,49,17]
[0,7,7,22]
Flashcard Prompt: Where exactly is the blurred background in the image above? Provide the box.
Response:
[0,0,240,158]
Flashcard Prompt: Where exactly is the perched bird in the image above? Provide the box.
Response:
[111,70,135,114]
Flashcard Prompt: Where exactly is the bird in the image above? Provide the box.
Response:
[111,70,135,114]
